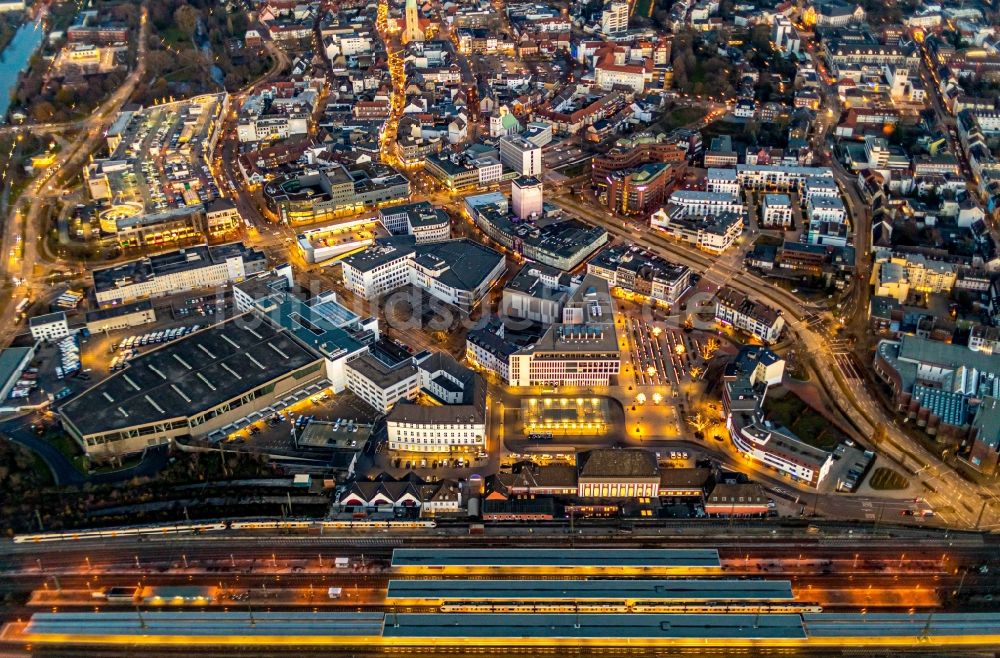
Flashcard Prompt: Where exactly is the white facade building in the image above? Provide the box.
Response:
[341,238,506,313]
[499,135,542,177]
[29,312,72,341]
[508,275,621,387]
[386,353,486,453]
[93,243,265,307]
[807,196,847,224]
[345,352,420,413]
[600,1,629,35]
[236,112,310,143]
[668,190,744,216]
[706,168,740,195]
[715,286,785,343]
[761,194,793,227]
[735,164,835,191]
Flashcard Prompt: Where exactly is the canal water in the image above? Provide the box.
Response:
[0,19,45,122]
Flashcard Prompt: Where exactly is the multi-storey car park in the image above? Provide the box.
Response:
[84,94,233,248]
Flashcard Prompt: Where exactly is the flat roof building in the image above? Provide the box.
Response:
[60,315,326,458]
[509,274,621,387]
[92,242,266,307]
[15,610,1000,648]
[465,192,608,271]
[341,237,506,313]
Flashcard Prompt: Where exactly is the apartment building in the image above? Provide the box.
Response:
[715,285,785,343]
[761,194,793,227]
[649,204,744,254]
[587,244,691,307]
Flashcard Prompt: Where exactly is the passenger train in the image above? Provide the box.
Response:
[439,601,824,614]
[13,519,436,543]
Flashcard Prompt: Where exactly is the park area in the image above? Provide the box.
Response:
[762,388,848,451]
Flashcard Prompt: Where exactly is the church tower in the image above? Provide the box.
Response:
[403,0,424,43]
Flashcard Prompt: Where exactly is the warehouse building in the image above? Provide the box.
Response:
[60,316,327,458]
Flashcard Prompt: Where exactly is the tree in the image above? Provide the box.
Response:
[672,57,688,91]
[173,3,200,41]
[750,24,770,51]
[31,101,55,122]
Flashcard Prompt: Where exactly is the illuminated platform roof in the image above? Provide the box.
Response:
[11,612,1000,648]
[381,613,805,640]
[803,612,1000,639]
[20,611,385,640]
[390,548,722,569]
[386,579,793,602]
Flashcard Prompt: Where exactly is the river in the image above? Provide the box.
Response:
[0,18,45,123]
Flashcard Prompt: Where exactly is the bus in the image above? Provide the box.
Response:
[15,297,30,315]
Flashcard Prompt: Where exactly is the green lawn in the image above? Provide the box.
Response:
[160,26,189,46]
[763,391,845,451]
[633,0,653,18]
[869,467,909,491]
[660,106,706,130]
[754,235,784,248]
[45,430,88,474]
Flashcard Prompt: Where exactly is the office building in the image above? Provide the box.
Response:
[512,176,543,219]
[345,351,420,413]
[723,346,834,487]
[386,352,487,453]
[465,193,608,271]
[378,201,451,243]
[92,243,266,307]
[509,275,621,387]
[499,135,542,177]
[341,237,506,313]
[503,263,577,324]
[605,163,670,216]
[29,312,72,342]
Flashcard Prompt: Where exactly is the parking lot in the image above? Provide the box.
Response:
[81,296,232,381]
[542,138,590,171]
[222,390,379,453]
